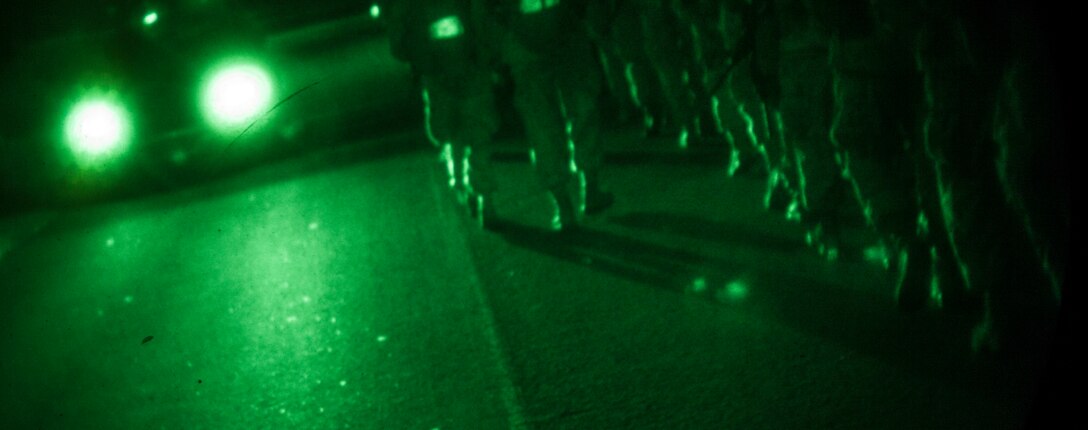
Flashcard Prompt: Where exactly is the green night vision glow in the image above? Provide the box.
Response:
[143,12,159,26]
[202,62,274,133]
[863,244,889,265]
[711,279,750,303]
[430,16,464,39]
[64,97,132,162]
[441,143,457,187]
[691,276,709,293]
[370,4,381,19]
[725,280,749,301]
[520,0,560,14]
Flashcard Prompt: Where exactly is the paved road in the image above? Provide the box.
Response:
[0,134,1056,429]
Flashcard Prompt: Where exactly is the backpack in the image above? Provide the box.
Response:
[492,0,588,55]
[391,0,477,75]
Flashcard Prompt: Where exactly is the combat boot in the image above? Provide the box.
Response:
[895,238,932,312]
[582,172,615,216]
[764,170,794,214]
[467,192,499,231]
[550,187,579,233]
[804,212,842,262]
[932,247,981,312]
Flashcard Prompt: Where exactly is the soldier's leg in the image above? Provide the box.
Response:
[924,64,1058,353]
[422,79,465,199]
[456,74,502,227]
[830,71,921,272]
[750,3,802,214]
[422,86,442,149]
[722,64,772,178]
[509,63,577,230]
[729,56,792,213]
[913,142,973,310]
[556,42,614,216]
[682,2,728,144]
[995,60,1068,301]
[689,54,726,146]
[596,46,641,128]
[628,60,673,135]
[614,6,674,136]
[839,131,918,246]
[752,63,801,216]
[641,5,699,148]
[779,47,846,258]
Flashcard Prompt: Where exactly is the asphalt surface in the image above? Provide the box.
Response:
[0,132,1058,429]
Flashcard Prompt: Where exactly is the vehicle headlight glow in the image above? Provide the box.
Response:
[202,62,274,133]
[64,97,132,161]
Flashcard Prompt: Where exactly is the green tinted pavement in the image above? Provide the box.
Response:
[1,135,1053,429]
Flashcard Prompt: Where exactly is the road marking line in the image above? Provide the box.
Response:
[428,166,528,430]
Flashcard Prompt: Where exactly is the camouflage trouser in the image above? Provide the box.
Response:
[720,59,769,168]
[625,55,670,131]
[779,47,842,218]
[921,60,1060,346]
[916,13,1061,351]
[640,4,700,140]
[829,64,922,245]
[724,54,800,211]
[993,60,1068,298]
[679,0,728,139]
[504,39,604,192]
[611,6,669,131]
[423,71,500,196]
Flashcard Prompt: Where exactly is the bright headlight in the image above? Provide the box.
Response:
[202,62,274,133]
[64,96,132,161]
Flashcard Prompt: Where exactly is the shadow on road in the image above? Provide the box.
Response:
[490,217,1040,402]
[494,221,742,294]
[609,211,806,255]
